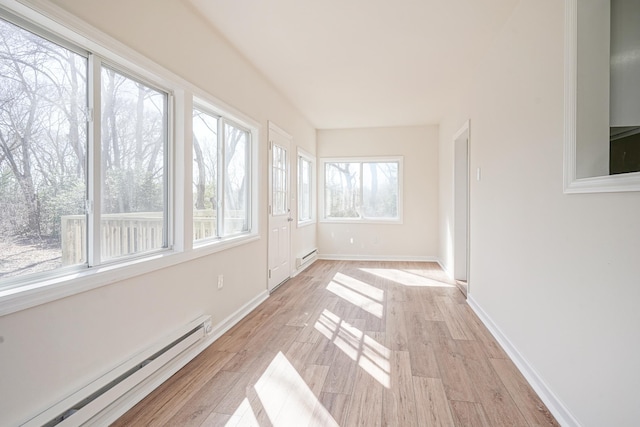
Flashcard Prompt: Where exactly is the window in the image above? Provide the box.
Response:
[100,67,168,261]
[192,106,251,243]
[0,1,260,312]
[298,149,315,225]
[321,157,402,222]
[565,0,640,192]
[0,12,169,285]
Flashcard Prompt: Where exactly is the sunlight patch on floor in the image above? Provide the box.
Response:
[252,351,339,427]
[225,397,259,426]
[326,272,384,318]
[315,309,391,388]
[360,268,455,288]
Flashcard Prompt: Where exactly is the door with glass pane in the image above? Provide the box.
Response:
[267,123,292,292]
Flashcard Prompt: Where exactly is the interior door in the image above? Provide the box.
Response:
[268,123,292,292]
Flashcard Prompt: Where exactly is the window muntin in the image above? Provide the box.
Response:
[322,158,402,222]
[0,15,88,280]
[298,154,313,223]
[192,107,252,243]
[100,67,168,261]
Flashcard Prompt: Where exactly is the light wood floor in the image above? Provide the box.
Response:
[113,260,558,426]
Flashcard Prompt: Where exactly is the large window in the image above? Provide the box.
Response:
[193,106,251,243]
[0,2,259,311]
[0,13,168,284]
[321,157,402,222]
[298,149,315,225]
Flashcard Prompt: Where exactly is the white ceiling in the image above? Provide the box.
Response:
[188,0,518,129]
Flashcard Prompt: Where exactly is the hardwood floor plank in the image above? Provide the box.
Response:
[212,351,278,415]
[457,339,530,426]
[382,351,418,427]
[412,376,456,427]
[432,339,477,402]
[457,303,509,359]
[490,357,560,426]
[344,360,384,427]
[165,369,241,426]
[321,318,366,394]
[407,341,441,378]
[385,300,409,351]
[435,296,474,340]
[449,400,492,427]
[319,392,351,426]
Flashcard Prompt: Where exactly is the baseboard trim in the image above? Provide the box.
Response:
[90,290,269,425]
[318,254,438,262]
[467,295,581,427]
[291,257,318,278]
[436,259,453,278]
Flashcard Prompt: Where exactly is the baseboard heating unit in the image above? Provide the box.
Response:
[295,248,318,269]
[23,315,213,427]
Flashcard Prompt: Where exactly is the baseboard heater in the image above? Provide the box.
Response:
[295,248,318,269]
[24,315,212,427]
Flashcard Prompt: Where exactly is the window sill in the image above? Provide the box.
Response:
[297,220,316,228]
[319,218,403,225]
[0,233,260,317]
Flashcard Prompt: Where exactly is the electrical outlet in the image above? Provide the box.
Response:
[217,274,224,290]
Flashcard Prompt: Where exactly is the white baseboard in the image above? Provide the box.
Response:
[291,257,318,278]
[89,290,269,425]
[318,254,438,262]
[467,295,581,427]
[436,259,453,279]
[208,290,269,342]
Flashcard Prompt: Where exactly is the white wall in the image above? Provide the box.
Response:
[439,0,640,425]
[0,0,316,425]
[317,126,439,260]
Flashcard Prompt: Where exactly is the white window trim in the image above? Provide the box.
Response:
[563,0,640,193]
[319,156,404,224]
[191,102,258,246]
[0,0,261,316]
[297,147,316,227]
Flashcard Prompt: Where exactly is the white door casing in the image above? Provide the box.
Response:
[453,120,470,294]
[268,122,292,292]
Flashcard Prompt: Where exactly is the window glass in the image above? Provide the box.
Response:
[362,162,398,218]
[0,16,88,279]
[223,122,249,235]
[325,162,360,218]
[272,144,287,215]
[192,109,218,241]
[100,67,167,261]
[299,156,312,222]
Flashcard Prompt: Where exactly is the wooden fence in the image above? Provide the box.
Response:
[61,211,221,265]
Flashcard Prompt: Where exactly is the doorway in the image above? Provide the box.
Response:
[453,121,470,296]
[267,122,293,292]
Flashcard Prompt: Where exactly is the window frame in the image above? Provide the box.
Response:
[564,0,640,193]
[192,103,255,246]
[297,148,316,227]
[319,156,403,224]
[0,0,261,316]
